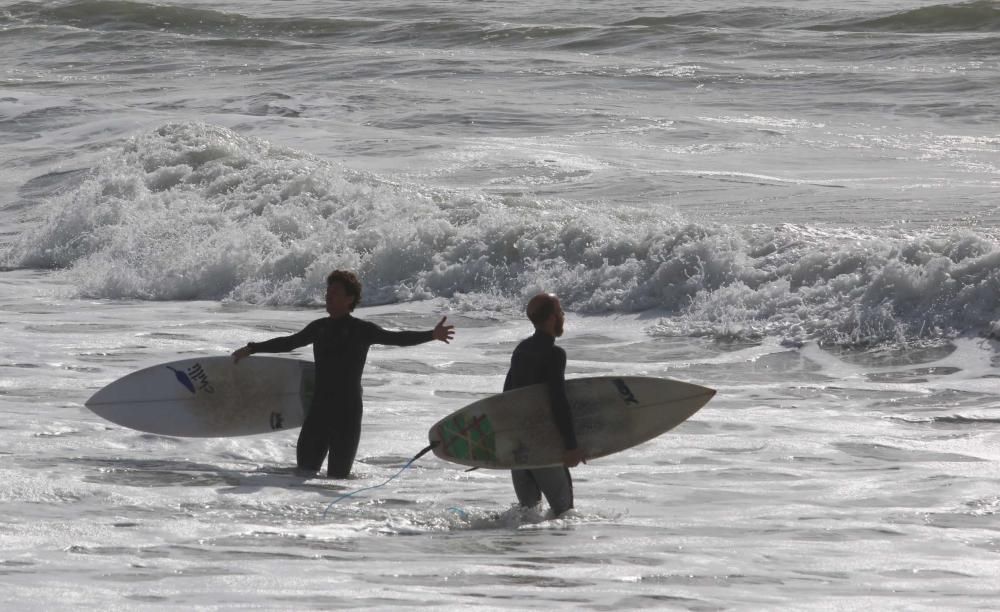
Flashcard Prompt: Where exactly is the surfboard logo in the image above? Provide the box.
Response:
[167,363,215,395]
[439,414,496,462]
[613,379,639,405]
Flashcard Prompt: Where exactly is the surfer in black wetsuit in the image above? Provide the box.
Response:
[231,270,455,478]
[504,293,586,517]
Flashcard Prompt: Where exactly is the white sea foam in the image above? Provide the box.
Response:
[6,121,999,346]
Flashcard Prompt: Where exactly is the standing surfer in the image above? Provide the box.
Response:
[503,293,586,516]
[232,270,455,478]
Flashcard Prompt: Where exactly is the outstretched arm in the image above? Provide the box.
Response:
[369,316,456,347]
[232,345,254,363]
[432,316,455,343]
[232,321,319,363]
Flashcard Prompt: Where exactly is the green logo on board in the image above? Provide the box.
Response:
[440,414,496,462]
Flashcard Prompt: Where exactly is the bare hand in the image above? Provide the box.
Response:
[433,316,455,343]
[231,346,252,364]
[563,448,587,468]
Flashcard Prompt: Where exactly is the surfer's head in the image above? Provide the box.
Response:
[527,293,564,337]
[326,270,362,315]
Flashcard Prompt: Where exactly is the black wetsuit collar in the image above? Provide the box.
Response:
[531,329,556,345]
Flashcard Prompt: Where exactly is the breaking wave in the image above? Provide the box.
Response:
[5,122,1000,347]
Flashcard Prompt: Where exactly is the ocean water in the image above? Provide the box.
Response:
[2,0,1000,608]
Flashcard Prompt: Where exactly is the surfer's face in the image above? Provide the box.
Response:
[527,292,565,337]
[325,282,355,317]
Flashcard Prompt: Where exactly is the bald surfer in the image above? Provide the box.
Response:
[232,270,455,478]
[503,292,585,516]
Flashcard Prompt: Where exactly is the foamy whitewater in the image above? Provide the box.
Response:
[2,0,999,609]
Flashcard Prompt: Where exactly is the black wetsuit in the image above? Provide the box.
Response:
[248,315,433,477]
[503,330,578,515]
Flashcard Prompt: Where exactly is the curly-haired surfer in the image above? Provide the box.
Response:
[232,270,455,478]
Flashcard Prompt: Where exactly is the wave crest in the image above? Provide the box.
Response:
[812,1,1000,33]
[6,122,1000,347]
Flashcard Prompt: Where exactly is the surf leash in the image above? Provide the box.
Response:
[321,442,438,518]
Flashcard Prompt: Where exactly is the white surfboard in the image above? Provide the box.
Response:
[428,376,714,469]
[85,356,314,437]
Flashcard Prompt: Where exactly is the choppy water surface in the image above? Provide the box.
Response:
[2,0,1000,608]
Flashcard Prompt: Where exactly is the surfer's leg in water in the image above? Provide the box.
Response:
[512,467,573,516]
[534,466,573,516]
[511,469,541,507]
[325,401,363,478]
[296,405,330,473]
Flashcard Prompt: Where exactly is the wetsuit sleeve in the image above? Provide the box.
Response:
[546,346,578,451]
[246,320,321,354]
[366,322,435,347]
